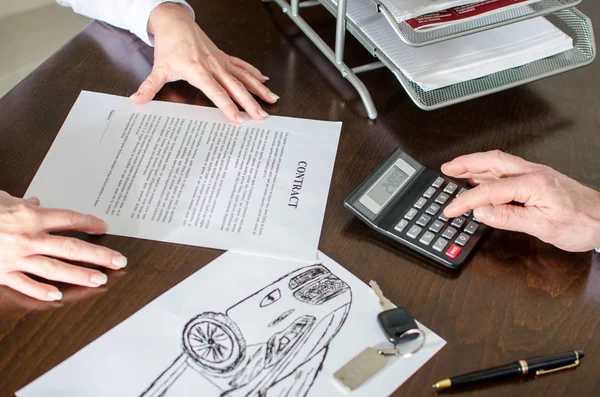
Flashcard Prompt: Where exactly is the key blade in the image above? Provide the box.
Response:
[333,347,387,390]
[369,280,396,311]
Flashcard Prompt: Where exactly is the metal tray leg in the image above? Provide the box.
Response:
[263,0,378,119]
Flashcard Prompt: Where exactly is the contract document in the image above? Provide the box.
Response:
[17,251,446,397]
[26,91,341,260]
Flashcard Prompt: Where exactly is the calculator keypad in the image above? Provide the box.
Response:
[405,208,418,220]
[423,187,436,198]
[442,227,457,240]
[433,237,449,252]
[429,220,444,233]
[393,176,486,262]
[455,233,470,246]
[407,225,422,239]
[414,197,427,209]
[416,214,431,227]
[425,203,441,216]
[451,217,466,228]
[419,232,436,246]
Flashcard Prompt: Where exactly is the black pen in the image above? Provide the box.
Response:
[432,350,584,391]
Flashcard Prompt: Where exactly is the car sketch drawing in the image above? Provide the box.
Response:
[140,264,352,397]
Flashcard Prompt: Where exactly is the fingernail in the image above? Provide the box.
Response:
[91,273,108,285]
[474,206,493,220]
[129,92,139,99]
[441,162,462,173]
[112,255,128,268]
[258,109,269,118]
[268,92,280,102]
[100,220,109,231]
[262,75,270,81]
[236,114,245,124]
[48,291,63,301]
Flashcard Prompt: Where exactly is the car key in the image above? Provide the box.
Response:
[334,281,427,391]
[333,347,388,391]
[370,281,421,346]
[369,280,396,311]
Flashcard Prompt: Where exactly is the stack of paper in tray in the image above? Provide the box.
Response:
[391,17,574,91]
[381,0,488,22]
[337,0,574,91]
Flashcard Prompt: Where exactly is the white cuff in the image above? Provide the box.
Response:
[595,248,600,253]
[129,0,195,46]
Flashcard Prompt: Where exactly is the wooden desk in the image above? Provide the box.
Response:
[1,1,599,396]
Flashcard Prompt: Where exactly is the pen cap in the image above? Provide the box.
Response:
[526,350,584,373]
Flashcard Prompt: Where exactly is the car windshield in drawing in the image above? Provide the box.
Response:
[141,264,352,397]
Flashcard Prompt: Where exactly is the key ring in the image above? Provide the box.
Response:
[377,329,426,358]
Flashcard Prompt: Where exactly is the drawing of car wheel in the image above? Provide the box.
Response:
[183,312,246,374]
[143,265,352,397]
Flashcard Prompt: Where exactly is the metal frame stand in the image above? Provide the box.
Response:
[262,0,381,119]
[262,0,595,117]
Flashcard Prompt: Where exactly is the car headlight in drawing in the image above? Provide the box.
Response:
[141,264,352,397]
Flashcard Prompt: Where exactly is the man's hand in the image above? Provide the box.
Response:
[130,3,278,124]
[441,150,600,252]
[0,191,127,301]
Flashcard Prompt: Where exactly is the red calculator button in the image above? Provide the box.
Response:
[445,244,461,259]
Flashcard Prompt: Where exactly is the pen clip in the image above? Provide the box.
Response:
[535,352,581,376]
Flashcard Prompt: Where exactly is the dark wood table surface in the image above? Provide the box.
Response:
[1,1,599,396]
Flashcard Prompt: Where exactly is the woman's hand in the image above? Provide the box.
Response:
[442,150,600,252]
[0,191,127,301]
[130,2,278,124]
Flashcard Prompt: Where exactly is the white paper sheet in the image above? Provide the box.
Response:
[16,251,446,397]
[333,0,573,91]
[25,91,341,260]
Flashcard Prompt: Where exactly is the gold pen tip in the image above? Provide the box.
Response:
[431,379,452,391]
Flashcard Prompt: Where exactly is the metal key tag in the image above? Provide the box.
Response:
[333,347,388,391]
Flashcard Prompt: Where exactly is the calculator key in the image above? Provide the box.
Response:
[429,220,444,233]
[433,237,449,252]
[451,216,466,228]
[445,244,462,259]
[423,187,436,199]
[463,210,472,217]
[464,221,479,235]
[432,177,445,188]
[419,232,436,246]
[444,182,458,195]
[473,216,482,223]
[442,227,457,240]
[457,188,468,196]
[435,193,450,205]
[438,212,450,222]
[395,219,409,233]
[426,203,441,216]
[404,208,418,221]
[406,225,422,239]
[414,197,428,209]
[455,233,470,246]
[416,214,432,227]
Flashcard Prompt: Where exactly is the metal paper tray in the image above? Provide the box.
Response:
[382,8,595,110]
[377,0,582,47]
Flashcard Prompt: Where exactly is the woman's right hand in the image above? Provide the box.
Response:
[0,191,127,301]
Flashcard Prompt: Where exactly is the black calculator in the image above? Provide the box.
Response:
[344,148,489,269]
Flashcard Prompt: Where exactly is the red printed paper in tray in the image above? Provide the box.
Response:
[405,0,541,31]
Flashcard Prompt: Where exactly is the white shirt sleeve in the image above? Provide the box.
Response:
[56,0,195,46]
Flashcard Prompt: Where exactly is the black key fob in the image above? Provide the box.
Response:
[377,307,420,345]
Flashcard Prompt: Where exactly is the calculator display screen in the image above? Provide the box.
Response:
[367,166,409,207]
[358,158,416,216]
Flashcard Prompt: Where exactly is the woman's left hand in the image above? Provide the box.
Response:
[130,2,279,124]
